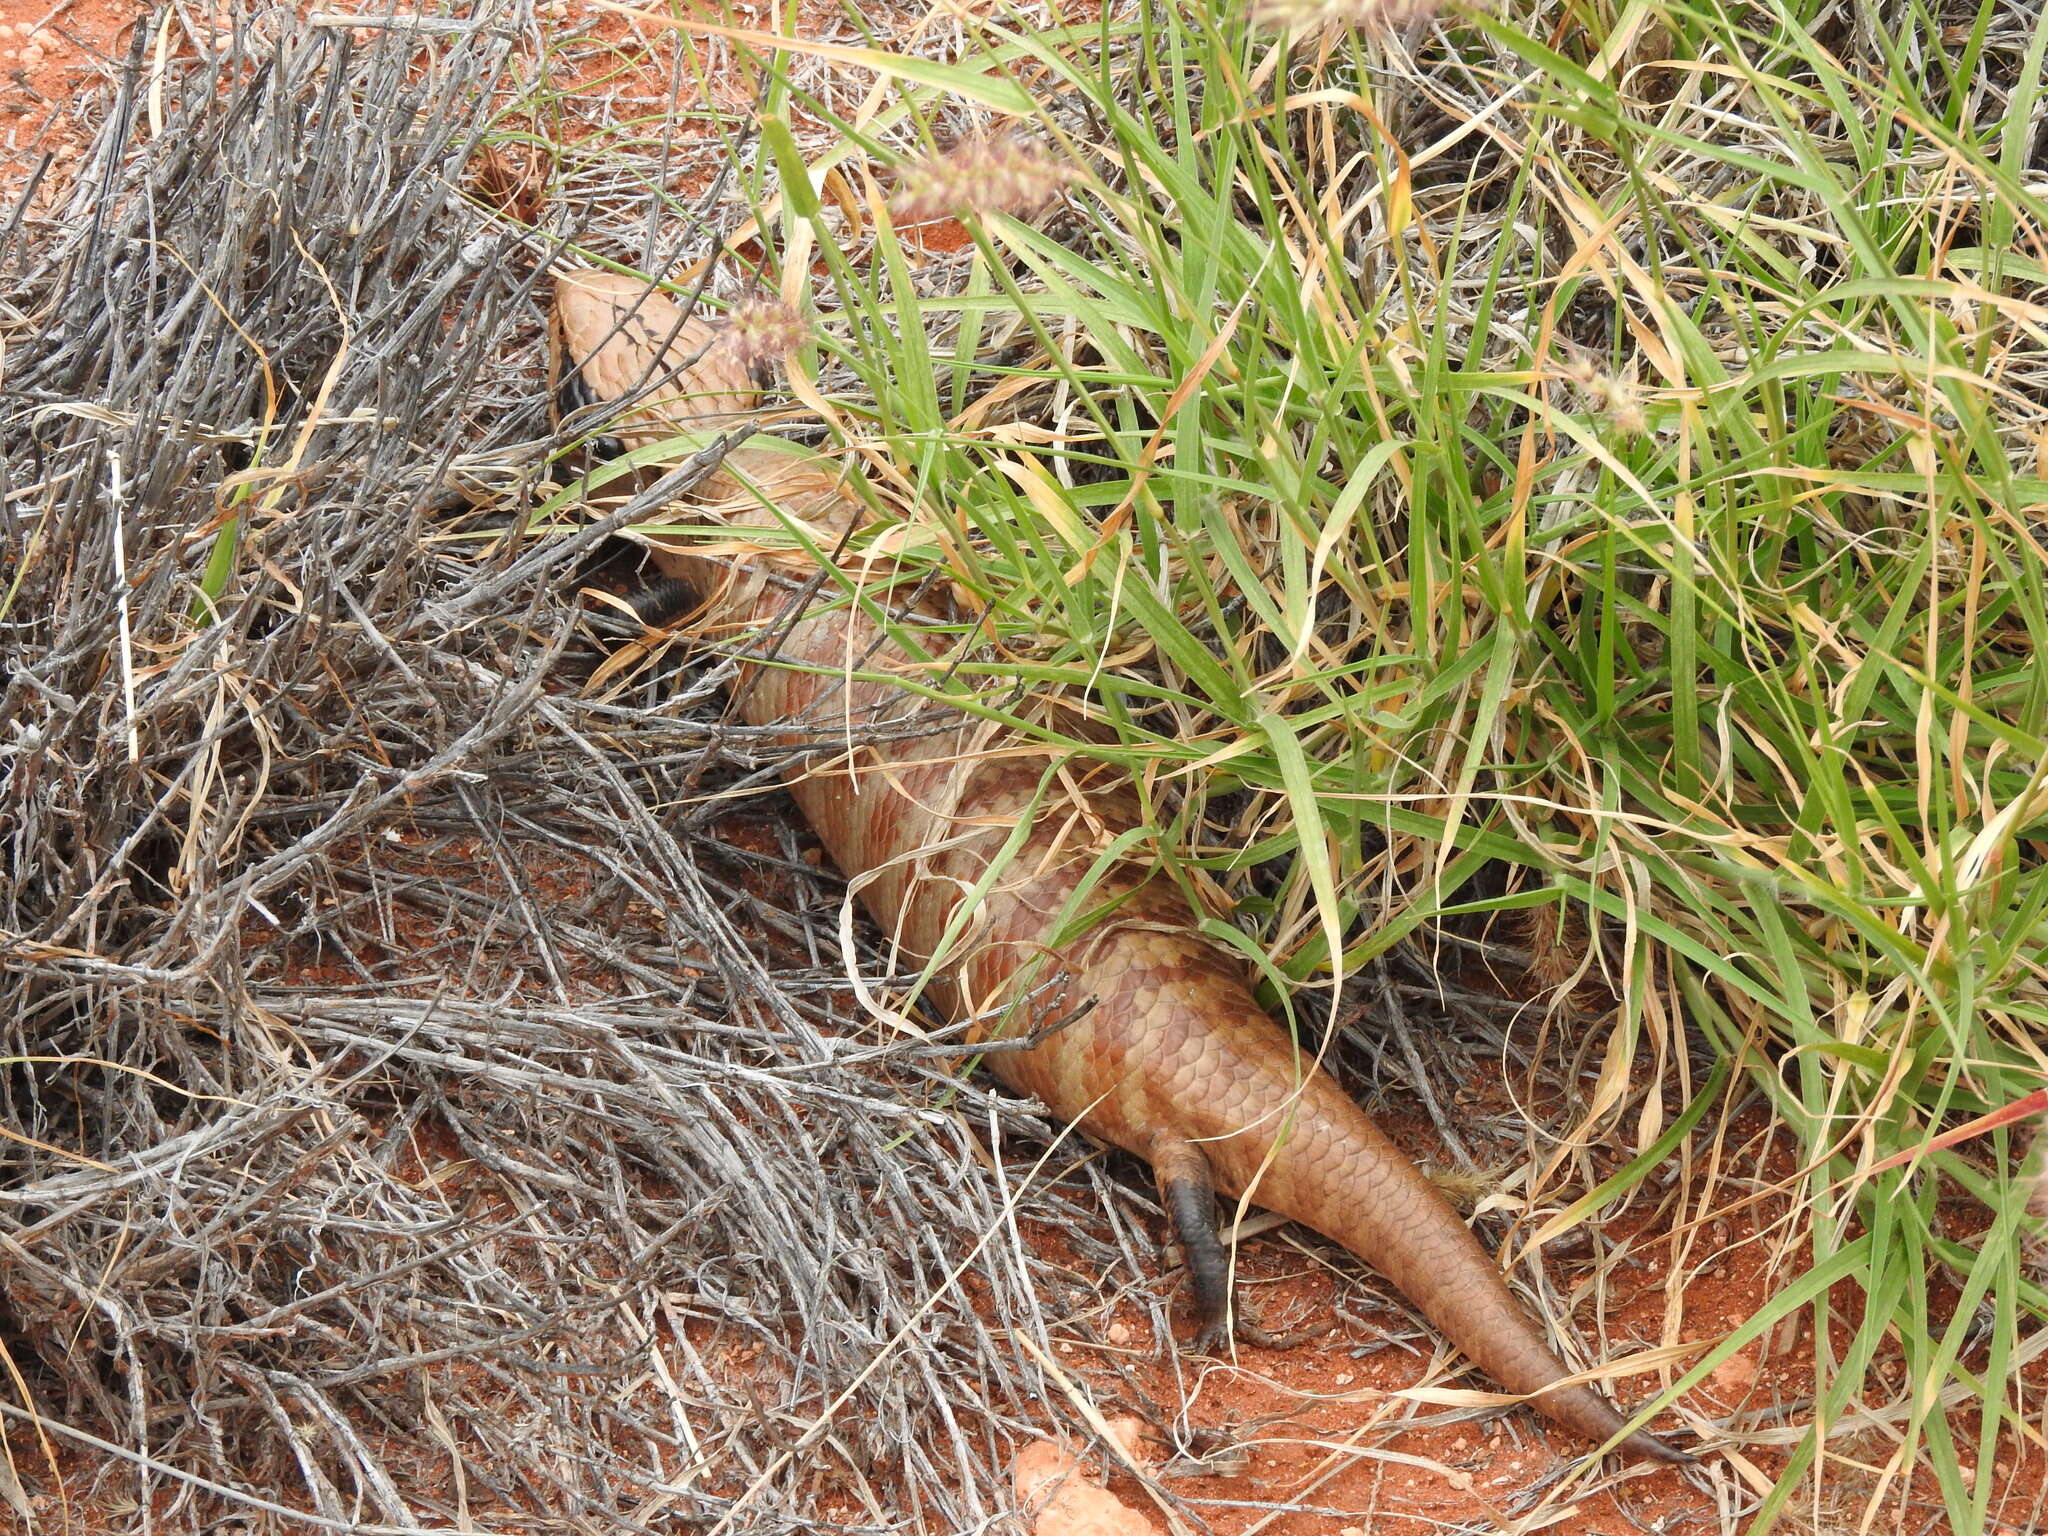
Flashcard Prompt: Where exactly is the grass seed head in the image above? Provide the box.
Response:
[891,135,1082,226]
[723,296,810,377]
[1563,354,1648,437]
[1249,0,1450,36]
[2024,1118,2048,1272]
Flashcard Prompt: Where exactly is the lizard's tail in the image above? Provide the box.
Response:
[1228,1072,1693,1463]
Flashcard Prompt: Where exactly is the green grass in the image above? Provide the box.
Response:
[570,0,2048,1528]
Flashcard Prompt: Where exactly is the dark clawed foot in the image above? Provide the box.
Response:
[1153,1135,1341,1358]
[1187,1308,1336,1355]
[1231,1314,1338,1351]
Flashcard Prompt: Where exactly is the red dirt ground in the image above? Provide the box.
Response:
[1,0,139,194]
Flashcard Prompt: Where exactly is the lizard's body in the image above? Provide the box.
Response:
[555,271,1688,1462]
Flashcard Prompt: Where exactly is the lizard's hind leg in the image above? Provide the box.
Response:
[1150,1135,1334,1355]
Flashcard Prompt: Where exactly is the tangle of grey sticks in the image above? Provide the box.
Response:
[0,8,1117,1534]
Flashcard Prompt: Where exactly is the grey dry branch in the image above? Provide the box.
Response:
[0,8,1098,1534]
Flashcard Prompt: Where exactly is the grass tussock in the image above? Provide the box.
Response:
[649,1,2048,1527]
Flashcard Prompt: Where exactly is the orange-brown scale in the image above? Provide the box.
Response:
[555,270,1691,1464]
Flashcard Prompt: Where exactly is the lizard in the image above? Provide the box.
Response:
[553,269,1692,1464]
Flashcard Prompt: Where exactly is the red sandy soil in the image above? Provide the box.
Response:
[0,0,137,193]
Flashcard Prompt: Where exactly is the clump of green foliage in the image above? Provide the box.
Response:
[605,1,2048,1528]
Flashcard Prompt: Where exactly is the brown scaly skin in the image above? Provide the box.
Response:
[555,271,1691,1463]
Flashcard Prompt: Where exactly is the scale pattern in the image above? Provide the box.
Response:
[554,271,1685,1461]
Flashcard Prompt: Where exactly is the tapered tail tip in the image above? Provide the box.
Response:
[1620,1427,1698,1465]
